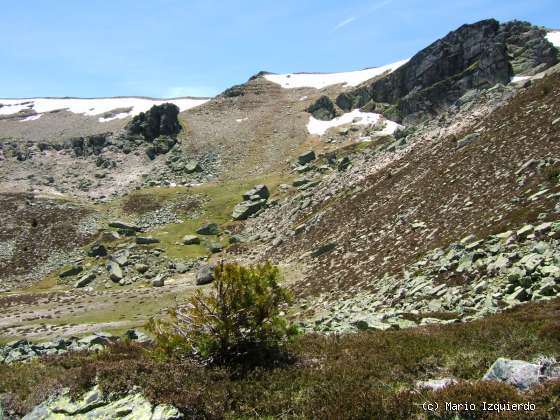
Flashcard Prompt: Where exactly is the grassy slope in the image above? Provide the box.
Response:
[2,298,560,419]
[117,173,289,259]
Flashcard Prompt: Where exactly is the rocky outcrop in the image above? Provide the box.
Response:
[336,19,557,122]
[306,95,339,121]
[23,386,181,420]
[126,103,181,142]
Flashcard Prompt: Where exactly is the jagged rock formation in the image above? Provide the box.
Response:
[125,103,181,141]
[335,19,558,122]
[119,103,183,159]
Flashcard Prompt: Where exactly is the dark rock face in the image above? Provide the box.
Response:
[307,95,339,121]
[126,103,181,142]
[336,19,558,122]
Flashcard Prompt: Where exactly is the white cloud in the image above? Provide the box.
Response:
[368,0,393,12]
[333,16,357,31]
[333,0,394,32]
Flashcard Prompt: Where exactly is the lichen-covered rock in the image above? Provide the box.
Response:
[483,358,541,390]
[22,386,182,420]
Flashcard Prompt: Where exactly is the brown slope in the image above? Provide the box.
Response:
[270,74,560,298]
[181,77,323,180]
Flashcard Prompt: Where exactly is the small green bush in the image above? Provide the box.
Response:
[150,262,297,365]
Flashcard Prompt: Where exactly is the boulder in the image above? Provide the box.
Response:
[59,265,83,278]
[229,235,244,244]
[152,135,177,155]
[151,274,165,287]
[208,242,224,253]
[108,261,124,282]
[338,156,351,171]
[518,253,544,273]
[88,243,107,257]
[136,236,161,245]
[185,160,202,173]
[75,272,96,288]
[175,262,189,273]
[108,221,142,232]
[242,184,270,201]
[483,358,542,390]
[292,177,311,187]
[196,223,219,235]
[134,263,149,274]
[298,150,316,165]
[111,250,129,266]
[196,264,216,285]
[182,235,200,245]
[232,199,267,220]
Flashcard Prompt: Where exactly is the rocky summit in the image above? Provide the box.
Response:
[1,13,560,420]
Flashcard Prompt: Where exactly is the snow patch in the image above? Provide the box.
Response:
[511,75,531,83]
[0,97,209,122]
[546,31,560,48]
[307,109,401,136]
[21,114,42,122]
[98,112,132,123]
[235,117,248,123]
[264,59,409,89]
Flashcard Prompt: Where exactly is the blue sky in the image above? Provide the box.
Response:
[1,0,558,98]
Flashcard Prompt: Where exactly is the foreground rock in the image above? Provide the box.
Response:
[483,357,560,390]
[23,386,181,420]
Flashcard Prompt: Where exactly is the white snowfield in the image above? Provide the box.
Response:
[307,109,401,136]
[546,31,560,48]
[0,97,209,123]
[264,58,409,89]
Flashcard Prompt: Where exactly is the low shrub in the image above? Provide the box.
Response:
[149,262,298,366]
